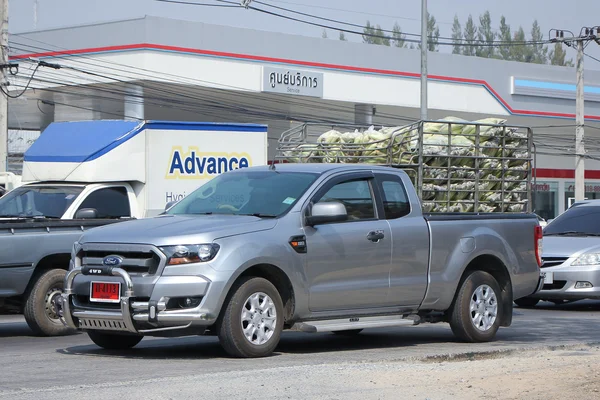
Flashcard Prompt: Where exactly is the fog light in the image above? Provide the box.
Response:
[178,297,202,308]
[575,281,593,289]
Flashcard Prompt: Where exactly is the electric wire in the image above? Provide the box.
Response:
[208,0,553,47]
[250,0,547,45]
[8,40,420,124]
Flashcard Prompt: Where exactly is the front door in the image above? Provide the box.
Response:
[304,172,392,312]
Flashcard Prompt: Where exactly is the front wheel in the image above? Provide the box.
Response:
[449,271,502,343]
[87,331,143,350]
[217,277,284,358]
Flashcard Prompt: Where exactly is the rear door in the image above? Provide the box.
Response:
[303,171,392,311]
[374,172,430,307]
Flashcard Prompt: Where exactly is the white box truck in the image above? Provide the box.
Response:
[0,119,267,336]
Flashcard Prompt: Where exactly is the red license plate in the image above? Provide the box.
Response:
[90,282,121,303]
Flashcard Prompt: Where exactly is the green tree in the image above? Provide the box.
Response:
[497,16,512,60]
[392,22,406,48]
[339,31,347,41]
[451,15,462,54]
[462,15,477,56]
[362,21,377,44]
[428,13,440,51]
[476,11,495,58]
[417,13,440,51]
[530,20,548,64]
[376,25,391,46]
[362,21,390,46]
[549,42,574,66]
[510,26,527,62]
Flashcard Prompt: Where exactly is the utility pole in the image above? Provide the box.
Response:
[420,0,428,120]
[551,27,599,201]
[575,39,585,202]
[0,0,8,173]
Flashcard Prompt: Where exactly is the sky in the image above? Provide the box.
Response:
[7,0,600,67]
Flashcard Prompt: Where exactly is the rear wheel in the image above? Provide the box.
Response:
[449,271,502,343]
[23,269,74,336]
[514,297,540,308]
[217,277,284,358]
[87,331,143,350]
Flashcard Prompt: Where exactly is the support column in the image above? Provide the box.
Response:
[354,104,375,126]
[124,85,144,120]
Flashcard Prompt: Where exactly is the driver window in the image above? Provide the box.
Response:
[317,179,375,220]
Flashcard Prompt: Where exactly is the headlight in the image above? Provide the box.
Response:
[159,244,220,265]
[571,253,600,266]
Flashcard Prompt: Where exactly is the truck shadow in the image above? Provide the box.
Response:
[54,302,600,360]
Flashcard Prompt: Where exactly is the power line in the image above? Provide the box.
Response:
[250,0,547,46]
[584,52,600,63]
[207,0,551,47]
[154,0,238,6]
[8,39,420,124]
[255,0,447,25]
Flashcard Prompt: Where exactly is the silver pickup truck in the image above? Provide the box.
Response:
[57,164,543,358]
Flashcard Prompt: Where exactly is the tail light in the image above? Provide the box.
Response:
[534,225,543,267]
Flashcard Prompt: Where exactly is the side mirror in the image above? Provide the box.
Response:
[306,201,347,226]
[165,201,176,212]
[75,208,98,219]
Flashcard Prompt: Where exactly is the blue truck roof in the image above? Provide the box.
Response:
[24,120,268,163]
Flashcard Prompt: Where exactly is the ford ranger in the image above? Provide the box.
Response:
[57,164,544,358]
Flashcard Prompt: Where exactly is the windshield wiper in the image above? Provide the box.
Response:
[545,231,600,237]
[236,213,277,218]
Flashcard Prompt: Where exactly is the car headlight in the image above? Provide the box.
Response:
[159,244,220,265]
[571,253,600,266]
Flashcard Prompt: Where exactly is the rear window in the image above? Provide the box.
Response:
[544,205,600,235]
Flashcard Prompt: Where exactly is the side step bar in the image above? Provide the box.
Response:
[290,314,420,333]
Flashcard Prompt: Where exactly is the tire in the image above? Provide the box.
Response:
[87,331,143,350]
[449,271,502,343]
[217,276,284,358]
[332,329,363,336]
[23,268,74,336]
[514,297,540,308]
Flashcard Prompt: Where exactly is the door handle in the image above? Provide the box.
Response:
[367,230,385,242]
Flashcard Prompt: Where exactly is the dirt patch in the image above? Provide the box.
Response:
[363,344,600,399]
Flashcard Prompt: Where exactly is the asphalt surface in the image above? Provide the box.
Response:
[1,300,599,399]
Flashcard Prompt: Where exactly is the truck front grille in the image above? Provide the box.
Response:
[79,244,165,276]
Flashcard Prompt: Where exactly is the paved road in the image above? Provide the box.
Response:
[1,300,599,399]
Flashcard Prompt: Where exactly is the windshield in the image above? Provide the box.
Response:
[544,205,600,236]
[167,170,319,217]
[0,185,84,218]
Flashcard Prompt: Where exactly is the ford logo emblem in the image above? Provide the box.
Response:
[103,255,123,266]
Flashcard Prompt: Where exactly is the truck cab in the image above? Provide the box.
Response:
[0,182,141,221]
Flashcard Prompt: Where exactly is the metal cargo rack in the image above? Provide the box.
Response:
[275,119,536,213]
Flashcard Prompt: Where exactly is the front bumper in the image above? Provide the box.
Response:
[529,265,600,300]
[57,267,216,335]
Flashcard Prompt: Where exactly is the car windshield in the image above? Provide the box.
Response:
[0,185,84,218]
[167,170,319,217]
[543,205,600,236]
